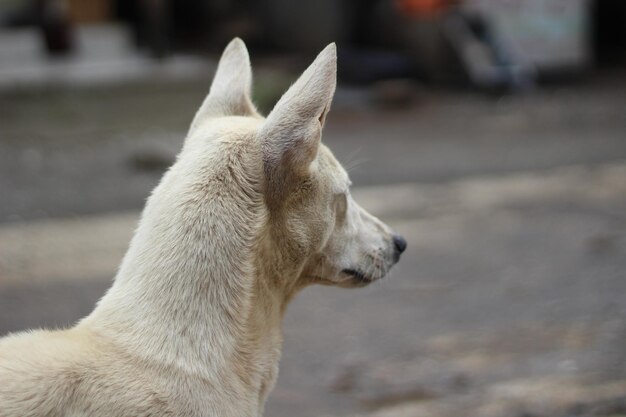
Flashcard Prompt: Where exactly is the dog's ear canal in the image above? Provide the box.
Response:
[189,38,258,133]
[259,43,337,204]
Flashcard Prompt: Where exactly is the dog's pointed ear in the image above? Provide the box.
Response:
[189,38,258,132]
[259,43,337,205]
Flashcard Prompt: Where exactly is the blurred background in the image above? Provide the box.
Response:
[1,0,626,416]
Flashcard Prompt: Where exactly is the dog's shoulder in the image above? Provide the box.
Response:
[0,329,88,415]
[0,328,179,416]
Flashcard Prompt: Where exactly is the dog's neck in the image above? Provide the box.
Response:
[83,143,298,402]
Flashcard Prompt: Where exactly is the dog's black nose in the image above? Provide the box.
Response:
[393,234,407,254]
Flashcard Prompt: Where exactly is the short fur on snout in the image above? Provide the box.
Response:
[0,39,404,417]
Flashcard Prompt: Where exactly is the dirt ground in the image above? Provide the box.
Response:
[1,65,626,416]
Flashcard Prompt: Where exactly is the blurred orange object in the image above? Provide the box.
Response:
[395,0,456,17]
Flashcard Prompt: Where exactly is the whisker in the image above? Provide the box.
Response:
[344,157,369,174]
[341,148,369,174]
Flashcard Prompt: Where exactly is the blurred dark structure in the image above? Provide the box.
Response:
[2,0,625,89]
[592,0,626,66]
[3,0,75,55]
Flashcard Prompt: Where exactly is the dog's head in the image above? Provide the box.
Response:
[185,39,406,289]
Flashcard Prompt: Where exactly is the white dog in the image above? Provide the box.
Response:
[0,38,406,417]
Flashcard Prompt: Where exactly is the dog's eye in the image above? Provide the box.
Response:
[334,192,348,222]
[297,179,314,193]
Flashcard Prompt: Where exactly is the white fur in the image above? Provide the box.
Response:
[0,38,403,417]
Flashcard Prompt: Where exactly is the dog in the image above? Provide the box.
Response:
[0,38,406,417]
